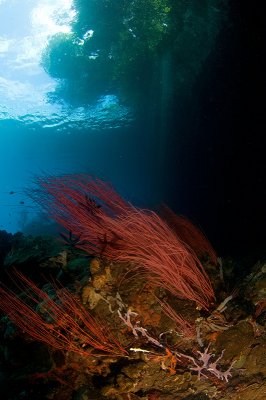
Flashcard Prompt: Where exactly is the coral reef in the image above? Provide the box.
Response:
[0,175,265,399]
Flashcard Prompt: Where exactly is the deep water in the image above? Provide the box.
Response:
[0,0,265,263]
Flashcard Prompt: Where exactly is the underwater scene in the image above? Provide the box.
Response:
[0,1,265,399]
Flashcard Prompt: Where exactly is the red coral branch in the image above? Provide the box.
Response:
[156,297,196,339]
[160,205,218,265]
[30,174,215,310]
[0,270,127,357]
[103,209,215,310]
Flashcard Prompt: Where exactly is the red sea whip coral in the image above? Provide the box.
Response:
[160,205,218,265]
[32,174,215,310]
[0,270,127,357]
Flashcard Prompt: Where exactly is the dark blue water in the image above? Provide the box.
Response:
[0,0,265,260]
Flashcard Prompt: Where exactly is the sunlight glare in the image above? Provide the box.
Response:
[31,0,76,38]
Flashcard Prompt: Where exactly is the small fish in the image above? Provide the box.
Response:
[9,191,15,195]
[19,201,25,205]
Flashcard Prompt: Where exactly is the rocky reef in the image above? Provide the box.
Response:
[0,232,265,400]
[0,175,265,399]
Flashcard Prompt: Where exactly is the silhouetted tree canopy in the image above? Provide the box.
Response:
[41,0,227,106]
